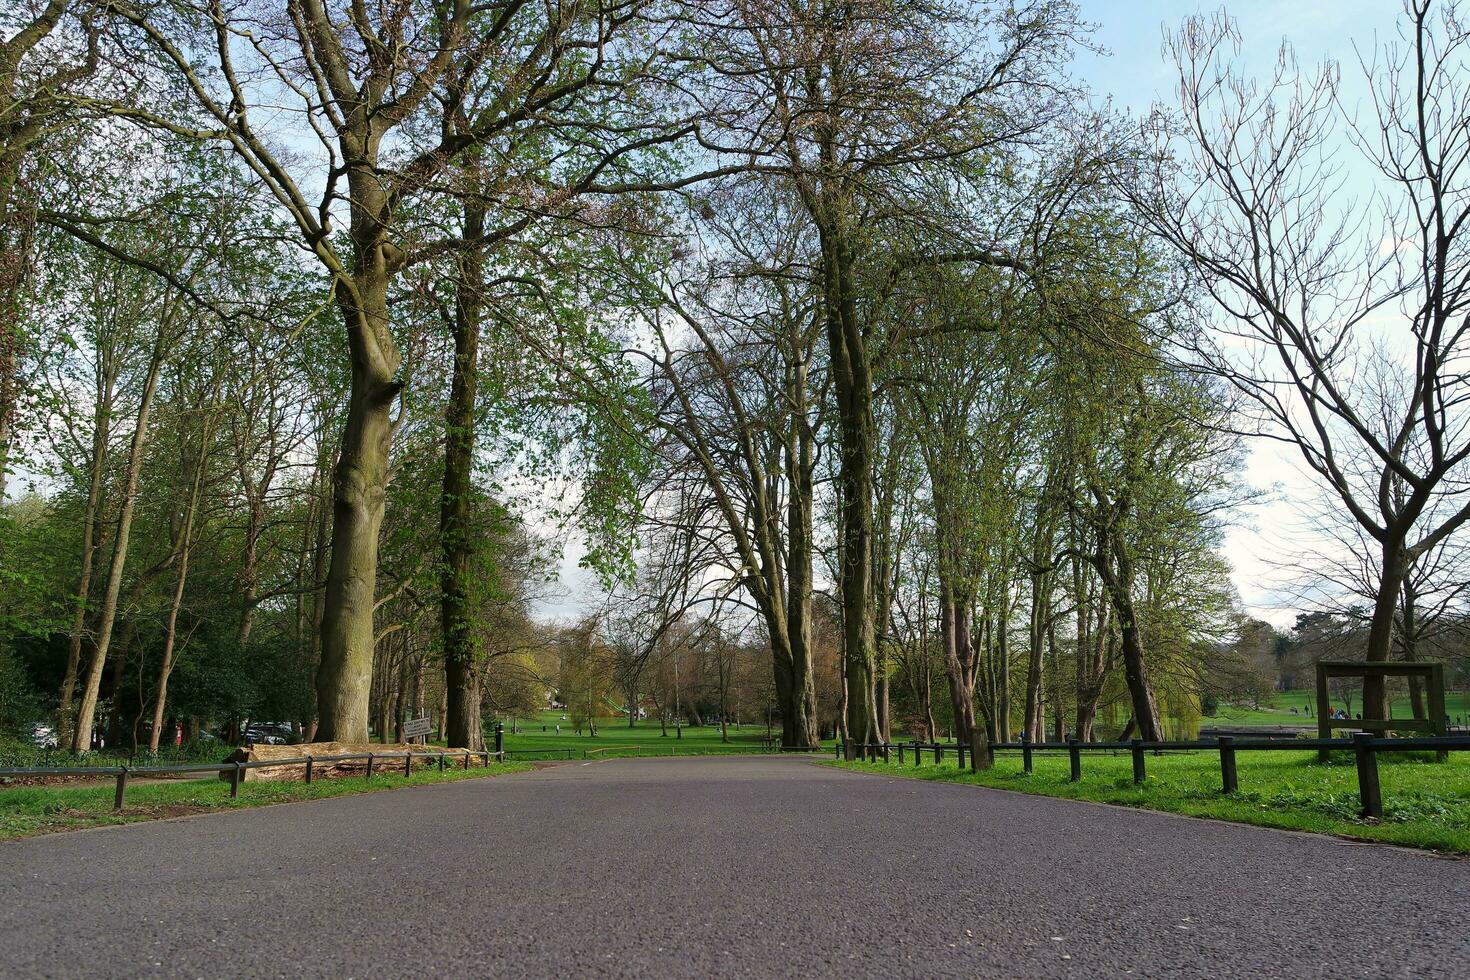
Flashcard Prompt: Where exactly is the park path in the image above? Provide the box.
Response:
[0,755,1464,978]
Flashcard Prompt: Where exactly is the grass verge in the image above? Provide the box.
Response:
[0,761,532,842]
[827,749,1470,854]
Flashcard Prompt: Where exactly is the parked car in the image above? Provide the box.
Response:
[242,722,294,745]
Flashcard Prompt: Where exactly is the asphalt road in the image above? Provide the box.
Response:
[2,756,1466,978]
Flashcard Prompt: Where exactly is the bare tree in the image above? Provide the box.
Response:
[1135,4,1470,719]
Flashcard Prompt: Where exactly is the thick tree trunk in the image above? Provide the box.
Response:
[1095,527,1163,742]
[819,216,879,746]
[440,208,485,752]
[71,333,164,752]
[938,583,977,745]
[315,254,400,743]
[1362,538,1408,721]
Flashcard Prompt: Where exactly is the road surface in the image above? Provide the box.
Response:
[1,756,1465,977]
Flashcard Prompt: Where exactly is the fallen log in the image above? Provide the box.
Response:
[220,742,479,782]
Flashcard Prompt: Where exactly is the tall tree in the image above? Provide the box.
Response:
[1135,5,1470,718]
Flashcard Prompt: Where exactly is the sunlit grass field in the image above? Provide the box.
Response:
[495,709,832,758]
[1207,689,1470,728]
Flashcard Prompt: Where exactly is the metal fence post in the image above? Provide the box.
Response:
[305,757,314,785]
[1353,732,1383,820]
[1218,736,1237,794]
[1131,739,1146,785]
[113,766,128,811]
[1068,738,1081,782]
[230,761,242,798]
[1022,733,1033,774]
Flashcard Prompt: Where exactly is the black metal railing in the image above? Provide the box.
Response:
[0,748,506,811]
[836,733,1470,820]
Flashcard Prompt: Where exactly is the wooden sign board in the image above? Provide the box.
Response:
[403,716,433,740]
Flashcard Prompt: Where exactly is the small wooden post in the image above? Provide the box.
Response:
[1316,665,1333,763]
[1022,733,1033,774]
[934,743,942,765]
[366,753,375,779]
[956,742,966,770]
[404,753,412,777]
[882,743,891,764]
[1429,663,1448,761]
[1068,738,1081,782]
[305,757,314,784]
[438,753,446,772]
[1131,739,1145,785]
[898,743,905,765]
[834,741,842,760]
[913,740,922,767]
[230,761,242,798]
[113,767,128,811]
[462,751,470,770]
[1353,732,1383,820]
[1218,736,1237,794]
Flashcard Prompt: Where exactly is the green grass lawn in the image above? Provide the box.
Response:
[496,710,830,758]
[1208,688,1470,728]
[829,747,1470,853]
[0,761,530,842]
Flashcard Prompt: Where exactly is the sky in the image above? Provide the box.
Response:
[537,1,1413,627]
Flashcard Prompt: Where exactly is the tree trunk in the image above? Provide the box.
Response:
[440,208,485,751]
[820,216,879,746]
[315,243,401,742]
[147,431,207,753]
[938,582,978,745]
[1362,537,1408,721]
[71,332,164,753]
[1025,572,1047,742]
[58,364,114,742]
[1095,526,1163,742]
